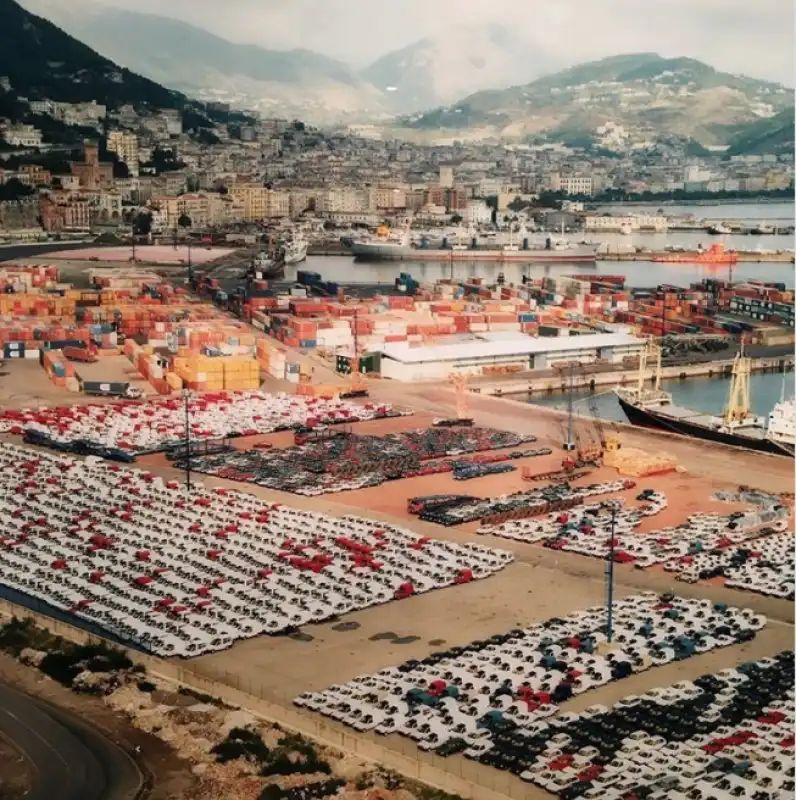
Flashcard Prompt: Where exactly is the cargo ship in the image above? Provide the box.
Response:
[351,227,597,263]
[615,343,795,457]
[652,243,738,264]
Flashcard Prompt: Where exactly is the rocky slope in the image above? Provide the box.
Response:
[401,53,794,147]
[20,0,387,123]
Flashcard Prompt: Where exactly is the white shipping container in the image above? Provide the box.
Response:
[24,349,40,359]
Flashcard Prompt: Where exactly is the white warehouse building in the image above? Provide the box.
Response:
[379,332,645,382]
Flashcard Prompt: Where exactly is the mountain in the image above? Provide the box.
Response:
[399,53,794,147]
[725,107,795,155]
[0,0,180,109]
[20,0,387,123]
[361,24,558,114]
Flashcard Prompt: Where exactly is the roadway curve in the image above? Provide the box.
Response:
[0,683,142,800]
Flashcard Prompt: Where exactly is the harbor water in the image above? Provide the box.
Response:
[289,201,795,289]
[527,371,796,423]
[286,254,795,290]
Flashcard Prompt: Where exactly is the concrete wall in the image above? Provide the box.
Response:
[0,597,546,800]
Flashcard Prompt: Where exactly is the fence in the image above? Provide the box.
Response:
[0,596,548,800]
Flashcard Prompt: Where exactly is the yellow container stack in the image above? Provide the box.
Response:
[173,354,260,392]
[204,356,225,391]
[222,356,260,391]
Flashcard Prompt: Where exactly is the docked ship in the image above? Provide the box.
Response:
[281,232,309,265]
[351,226,597,263]
[652,243,738,264]
[248,249,284,280]
[615,343,795,457]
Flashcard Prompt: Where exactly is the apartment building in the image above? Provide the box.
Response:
[3,124,43,148]
[39,191,92,231]
[13,164,51,186]
[107,131,140,176]
[549,174,594,196]
[228,184,290,221]
[374,187,407,209]
[316,187,374,215]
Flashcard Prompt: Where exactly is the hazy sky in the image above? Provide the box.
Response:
[95,0,794,84]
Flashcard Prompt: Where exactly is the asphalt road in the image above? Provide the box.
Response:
[0,683,141,800]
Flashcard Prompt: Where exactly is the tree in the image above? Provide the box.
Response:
[450,213,463,224]
[508,196,531,212]
[0,178,34,202]
[133,211,152,236]
[536,190,565,210]
[178,213,192,229]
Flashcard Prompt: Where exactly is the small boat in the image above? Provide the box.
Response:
[707,223,732,235]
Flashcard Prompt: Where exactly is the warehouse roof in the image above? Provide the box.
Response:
[380,333,644,364]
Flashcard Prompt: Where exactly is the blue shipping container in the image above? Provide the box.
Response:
[299,339,317,349]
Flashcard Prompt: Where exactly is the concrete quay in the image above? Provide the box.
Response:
[468,355,794,397]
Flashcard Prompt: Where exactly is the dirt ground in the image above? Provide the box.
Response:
[0,730,29,800]
[73,355,154,396]
[0,361,144,409]
[0,653,202,800]
[42,245,234,265]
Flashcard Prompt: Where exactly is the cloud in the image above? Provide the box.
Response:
[93,0,795,83]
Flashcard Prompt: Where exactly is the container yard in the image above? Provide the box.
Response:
[0,255,793,800]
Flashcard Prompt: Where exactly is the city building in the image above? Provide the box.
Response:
[38,190,92,231]
[374,187,407,210]
[228,184,290,221]
[70,144,114,191]
[464,200,493,225]
[439,165,454,188]
[549,173,594,196]
[316,187,374,215]
[16,164,51,186]
[2,124,43,148]
[584,214,668,232]
[107,131,140,176]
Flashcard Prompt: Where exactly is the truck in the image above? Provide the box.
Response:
[81,381,143,399]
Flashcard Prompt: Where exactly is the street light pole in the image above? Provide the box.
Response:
[606,503,617,643]
[563,361,576,451]
[182,389,192,492]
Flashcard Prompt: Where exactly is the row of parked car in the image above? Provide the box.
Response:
[477,490,791,588]
[0,392,408,454]
[670,533,794,599]
[295,593,766,761]
[0,442,513,657]
[520,653,794,799]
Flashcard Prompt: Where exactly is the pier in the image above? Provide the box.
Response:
[469,355,794,398]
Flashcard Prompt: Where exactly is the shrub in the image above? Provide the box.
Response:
[137,680,157,693]
[211,727,270,765]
